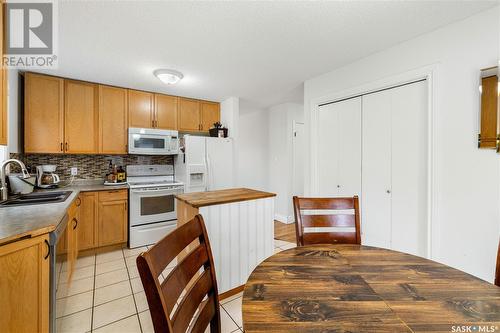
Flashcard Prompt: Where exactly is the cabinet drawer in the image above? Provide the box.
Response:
[99,189,128,202]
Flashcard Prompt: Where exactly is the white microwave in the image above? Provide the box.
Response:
[128,128,179,155]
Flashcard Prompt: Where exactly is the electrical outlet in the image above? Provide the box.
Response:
[71,167,78,176]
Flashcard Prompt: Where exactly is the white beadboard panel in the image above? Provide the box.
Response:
[199,197,274,293]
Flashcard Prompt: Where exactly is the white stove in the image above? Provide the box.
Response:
[126,165,184,248]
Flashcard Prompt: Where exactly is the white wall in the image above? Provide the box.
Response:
[238,102,269,191]
[304,7,500,282]
[268,103,303,223]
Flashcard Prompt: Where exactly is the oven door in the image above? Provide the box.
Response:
[129,186,183,226]
[128,132,170,155]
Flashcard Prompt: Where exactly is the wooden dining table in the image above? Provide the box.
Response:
[242,244,500,333]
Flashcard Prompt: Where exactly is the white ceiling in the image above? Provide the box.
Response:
[36,1,497,109]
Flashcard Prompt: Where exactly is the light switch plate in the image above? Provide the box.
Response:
[71,167,78,176]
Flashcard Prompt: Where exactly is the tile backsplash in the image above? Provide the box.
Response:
[10,153,174,180]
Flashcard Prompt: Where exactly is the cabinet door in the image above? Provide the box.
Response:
[98,197,128,247]
[361,90,392,249]
[66,201,79,282]
[25,73,64,153]
[0,3,6,145]
[128,90,153,128]
[178,98,201,131]
[64,80,98,153]
[201,101,220,131]
[78,193,97,251]
[0,234,50,333]
[155,94,178,129]
[99,85,128,154]
[0,69,6,145]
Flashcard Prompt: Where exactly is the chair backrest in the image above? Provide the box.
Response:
[136,214,221,333]
[293,196,361,246]
[495,240,500,287]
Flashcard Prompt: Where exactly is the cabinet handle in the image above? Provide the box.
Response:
[44,239,50,260]
[65,142,68,151]
[72,218,78,230]
[75,197,81,207]
[60,143,63,151]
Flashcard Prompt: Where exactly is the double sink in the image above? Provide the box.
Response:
[0,191,72,207]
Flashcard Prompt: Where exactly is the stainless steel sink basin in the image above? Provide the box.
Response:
[0,191,72,207]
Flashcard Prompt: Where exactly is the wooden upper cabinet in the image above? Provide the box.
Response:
[0,69,7,145]
[178,98,201,131]
[128,90,154,128]
[0,2,6,146]
[0,234,50,333]
[25,73,64,153]
[99,85,128,154]
[155,94,178,130]
[64,80,98,153]
[201,101,220,131]
[479,73,498,149]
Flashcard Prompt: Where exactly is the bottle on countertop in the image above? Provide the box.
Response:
[117,166,126,182]
[106,160,116,183]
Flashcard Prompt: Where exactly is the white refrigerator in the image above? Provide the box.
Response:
[175,136,235,193]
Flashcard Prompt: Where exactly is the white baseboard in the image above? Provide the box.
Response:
[274,214,294,224]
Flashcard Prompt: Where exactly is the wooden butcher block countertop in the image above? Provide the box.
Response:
[175,188,276,208]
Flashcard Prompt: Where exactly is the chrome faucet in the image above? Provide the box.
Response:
[0,159,30,201]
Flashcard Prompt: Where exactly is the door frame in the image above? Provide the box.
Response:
[292,120,305,198]
[308,64,439,260]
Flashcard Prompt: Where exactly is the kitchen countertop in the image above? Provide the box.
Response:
[0,180,128,246]
[175,188,276,208]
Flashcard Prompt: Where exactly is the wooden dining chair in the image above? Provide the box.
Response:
[136,214,221,333]
[495,240,500,287]
[293,195,361,246]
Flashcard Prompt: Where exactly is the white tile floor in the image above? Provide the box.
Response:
[55,239,297,333]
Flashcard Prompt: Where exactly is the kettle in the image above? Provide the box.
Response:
[36,165,61,188]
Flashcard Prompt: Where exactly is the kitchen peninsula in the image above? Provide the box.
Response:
[176,188,276,296]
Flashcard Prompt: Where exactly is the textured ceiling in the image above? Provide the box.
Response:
[35,1,498,108]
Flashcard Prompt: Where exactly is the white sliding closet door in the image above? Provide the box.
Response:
[362,90,392,249]
[361,80,428,257]
[317,98,361,197]
[318,103,340,196]
[338,100,362,197]
[391,81,428,256]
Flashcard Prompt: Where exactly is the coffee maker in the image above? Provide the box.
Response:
[36,165,61,188]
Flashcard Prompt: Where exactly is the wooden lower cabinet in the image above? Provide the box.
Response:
[78,192,97,250]
[98,190,128,247]
[0,234,50,333]
[66,190,128,250]
[65,196,81,282]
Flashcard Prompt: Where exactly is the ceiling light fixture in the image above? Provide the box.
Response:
[153,69,184,85]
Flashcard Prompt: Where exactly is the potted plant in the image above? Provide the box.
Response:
[209,121,228,138]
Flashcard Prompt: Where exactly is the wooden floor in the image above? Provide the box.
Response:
[274,220,296,243]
